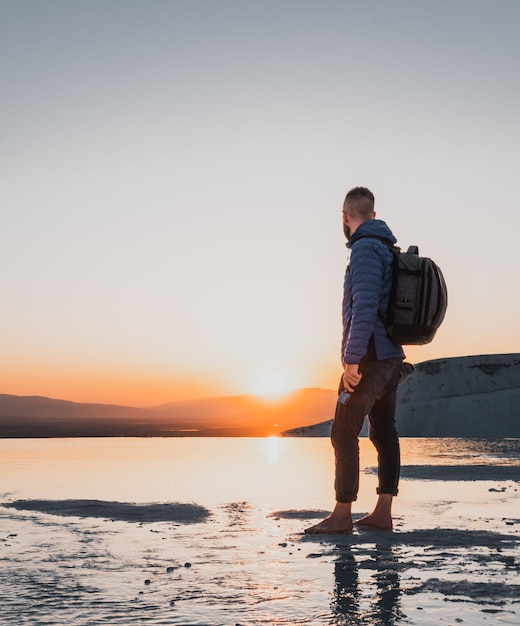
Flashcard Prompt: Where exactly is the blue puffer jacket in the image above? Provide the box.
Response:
[341,219,405,365]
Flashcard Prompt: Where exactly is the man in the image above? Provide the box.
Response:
[306,186,405,534]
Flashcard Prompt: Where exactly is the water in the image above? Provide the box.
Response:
[0,437,519,625]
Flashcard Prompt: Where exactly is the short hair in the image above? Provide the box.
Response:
[343,186,375,220]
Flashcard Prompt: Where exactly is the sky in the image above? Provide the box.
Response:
[2,0,519,406]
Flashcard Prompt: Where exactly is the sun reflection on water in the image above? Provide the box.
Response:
[266,436,281,465]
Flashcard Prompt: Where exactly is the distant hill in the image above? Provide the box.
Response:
[154,388,337,430]
[0,395,176,438]
[0,395,160,421]
[283,354,520,438]
[0,388,336,438]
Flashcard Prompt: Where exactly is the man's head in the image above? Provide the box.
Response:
[342,186,376,240]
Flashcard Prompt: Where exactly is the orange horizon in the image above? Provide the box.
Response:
[0,378,336,408]
[2,345,518,408]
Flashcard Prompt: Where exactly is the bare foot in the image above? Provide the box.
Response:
[354,494,394,530]
[304,515,353,534]
[304,502,353,534]
[354,512,392,530]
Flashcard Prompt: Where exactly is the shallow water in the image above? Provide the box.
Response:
[0,437,519,625]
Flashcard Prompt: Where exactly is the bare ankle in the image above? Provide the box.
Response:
[332,501,353,516]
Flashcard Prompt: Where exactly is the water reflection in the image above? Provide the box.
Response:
[265,435,282,464]
[332,550,359,621]
[331,542,401,625]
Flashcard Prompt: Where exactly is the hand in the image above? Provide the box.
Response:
[343,364,362,393]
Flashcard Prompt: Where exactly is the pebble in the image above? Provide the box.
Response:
[184,562,192,568]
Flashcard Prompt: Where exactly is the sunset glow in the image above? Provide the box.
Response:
[2,2,519,407]
[246,369,301,401]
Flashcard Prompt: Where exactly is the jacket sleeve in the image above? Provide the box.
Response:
[343,239,386,364]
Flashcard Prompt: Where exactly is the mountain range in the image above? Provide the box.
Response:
[0,388,337,437]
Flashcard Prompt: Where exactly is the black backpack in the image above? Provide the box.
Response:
[375,239,448,345]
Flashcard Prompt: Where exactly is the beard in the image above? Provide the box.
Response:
[343,222,351,240]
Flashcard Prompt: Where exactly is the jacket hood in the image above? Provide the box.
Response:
[346,219,397,249]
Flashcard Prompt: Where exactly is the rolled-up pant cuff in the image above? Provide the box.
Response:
[376,487,398,496]
[336,494,357,503]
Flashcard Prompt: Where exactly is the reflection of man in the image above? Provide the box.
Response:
[331,542,401,624]
[332,549,359,616]
[306,187,405,534]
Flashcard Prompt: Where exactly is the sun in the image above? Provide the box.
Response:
[248,370,298,401]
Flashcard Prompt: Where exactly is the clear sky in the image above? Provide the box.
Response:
[2,0,519,406]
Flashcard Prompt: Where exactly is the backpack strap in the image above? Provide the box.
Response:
[352,235,400,326]
[353,234,401,255]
